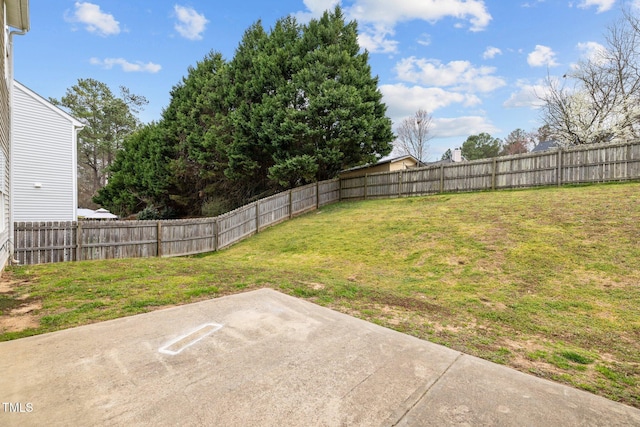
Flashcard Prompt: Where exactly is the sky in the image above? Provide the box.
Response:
[12,0,637,159]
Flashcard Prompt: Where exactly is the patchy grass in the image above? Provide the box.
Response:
[1,182,640,407]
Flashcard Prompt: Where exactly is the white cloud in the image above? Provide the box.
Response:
[346,0,492,32]
[293,0,340,22]
[67,2,120,36]
[380,83,481,123]
[522,1,546,7]
[503,79,548,109]
[575,0,616,13]
[174,5,208,40]
[527,45,559,67]
[395,56,506,92]
[90,58,162,73]
[294,0,492,52]
[483,46,502,59]
[577,41,607,62]
[417,33,432,46]
[431,116,499,138]
[358,25,399,53]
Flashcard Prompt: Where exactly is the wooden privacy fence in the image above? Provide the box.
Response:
[340,140,640,200]
[14,180,340,265]
[13,140,640,265]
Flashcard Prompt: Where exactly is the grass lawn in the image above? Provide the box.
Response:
[1,182,639,407]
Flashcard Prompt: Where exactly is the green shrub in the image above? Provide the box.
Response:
[137,206,160,220]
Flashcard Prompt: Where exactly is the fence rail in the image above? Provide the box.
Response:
[14,179,340,265]
[340,140,640,200]
[14,140,640,265]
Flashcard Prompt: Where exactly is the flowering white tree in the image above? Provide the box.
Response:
[540,9,640,145]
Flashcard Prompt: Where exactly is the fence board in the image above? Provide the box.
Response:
[79,220,158,261]
[366,172,400,199]
[292,183,317,215]
[401,167,441,196]
[14,221,75,265]
[161,218,217,257]
[443,160,494,192]
[495,151,558,189]
[258,192,291,231]
[318,179,340,206]
[217,203,258,250]
[340,176,366,200]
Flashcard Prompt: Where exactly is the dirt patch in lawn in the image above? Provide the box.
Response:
[0,271,41,333]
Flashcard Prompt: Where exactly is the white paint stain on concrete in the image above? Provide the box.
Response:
[159,323,223,355]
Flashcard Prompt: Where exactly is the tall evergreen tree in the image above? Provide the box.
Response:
[223,17,309,195]
[97,52,230,217]
[272,7,394,186]
[225,7,393,193]
[94,122,171,216]
[162,51,231,215]
[97,7,395,216]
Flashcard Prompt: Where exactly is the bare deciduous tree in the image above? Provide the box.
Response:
[396,109,433,162]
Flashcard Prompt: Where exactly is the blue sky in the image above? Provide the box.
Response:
[13,0,634,159]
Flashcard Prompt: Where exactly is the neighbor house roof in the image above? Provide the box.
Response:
[6,0,29,31]
[531,140,559,153]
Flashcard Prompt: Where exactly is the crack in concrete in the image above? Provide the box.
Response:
[342,363,388,400]
[390,352,465,426]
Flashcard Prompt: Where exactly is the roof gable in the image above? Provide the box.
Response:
[14,81,84,128]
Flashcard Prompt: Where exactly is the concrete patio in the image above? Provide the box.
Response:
[1,288,639,426]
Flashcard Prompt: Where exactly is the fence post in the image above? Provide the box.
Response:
[364,174,368,200]
[398,171,403,198]
[12,222,17,264]
[440,164,445,193]
[157,221,163,257]
[627,142,632,179]
[76,221,82,262]
[492,158,497,190]
[557,148,563,187]
[255,201,260,233]
[288,190,293,219]
[316,181,320,209]
[213,218,218,252]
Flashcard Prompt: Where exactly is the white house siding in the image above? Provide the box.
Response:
[12,82,79,222]
[0,6,10,269]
